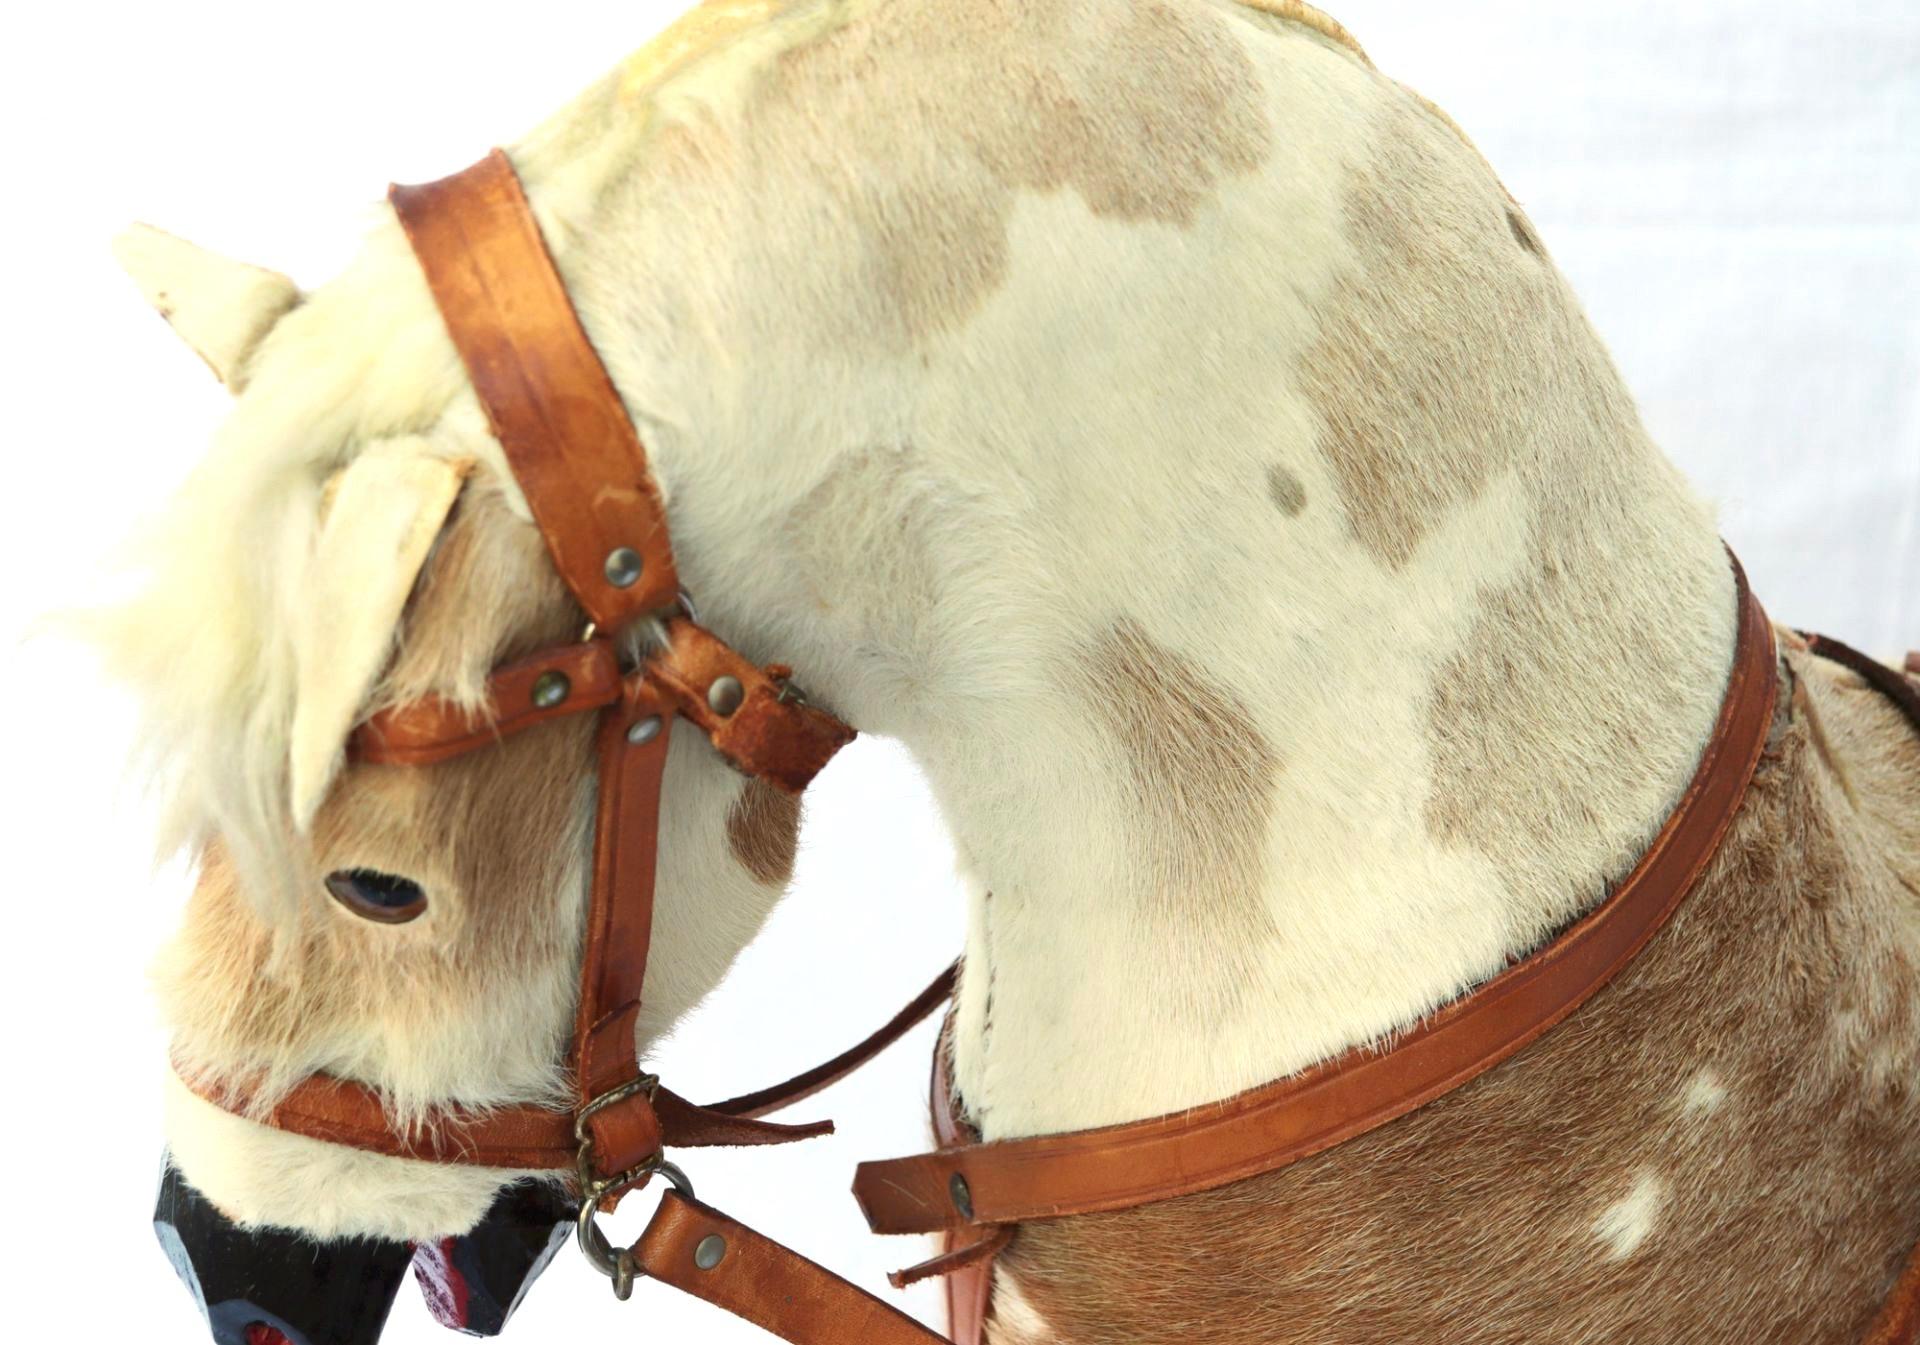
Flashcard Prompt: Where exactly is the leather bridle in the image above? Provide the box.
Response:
[177,149,1920,1345]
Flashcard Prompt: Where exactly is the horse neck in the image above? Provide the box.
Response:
[885,423,1738,1143]
[535,8,1741,1139]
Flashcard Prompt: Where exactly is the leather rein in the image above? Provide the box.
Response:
[179,148,1901,1344]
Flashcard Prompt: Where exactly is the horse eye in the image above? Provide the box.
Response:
[324,869,429,924]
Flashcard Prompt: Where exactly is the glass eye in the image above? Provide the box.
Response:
[324,869,429,924]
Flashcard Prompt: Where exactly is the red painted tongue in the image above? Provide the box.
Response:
[244,1325,293,1345]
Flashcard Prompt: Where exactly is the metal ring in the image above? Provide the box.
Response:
[575,1159,695,1294]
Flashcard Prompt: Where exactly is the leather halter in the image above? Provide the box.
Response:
[170,146,1911,1345]
[180,150,947,1344]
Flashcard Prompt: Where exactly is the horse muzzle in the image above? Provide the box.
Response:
[155,1158,573,1343]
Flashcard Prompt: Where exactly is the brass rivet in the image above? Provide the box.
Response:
[949,1173,974,1220]
[627,715,663,745]
[707,675,745,716]
[530,670,571,709]
[693,1234,727,1270]
[604,547,644,589]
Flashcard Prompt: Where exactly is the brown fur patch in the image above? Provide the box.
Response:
[159,473,595,1111]
[727,779,803,885]
[759,0,1272,341]
[1266,463,1307,516]
[992,655,1920,1344]
[1078,620,1279,954]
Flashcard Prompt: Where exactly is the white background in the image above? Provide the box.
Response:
[1,2,1914,1341]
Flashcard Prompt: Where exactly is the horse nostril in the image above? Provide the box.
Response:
[324,870,429,924]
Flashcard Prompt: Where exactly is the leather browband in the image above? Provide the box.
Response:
[853,561,1779,1236]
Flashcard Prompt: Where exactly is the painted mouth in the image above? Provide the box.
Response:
[155,1159,572,1342]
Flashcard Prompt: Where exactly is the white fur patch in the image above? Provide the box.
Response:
[988,1268,1053,1345]
[1681,1069,1728,1117]
[1591,1170,1666,1261]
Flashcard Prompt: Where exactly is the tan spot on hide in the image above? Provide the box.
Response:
[998,663,1920,1344]
[1424,555,1736,940]
[1298,100,1589,569]
[1079,620,1278,942]
[761,0,1272,340]
[1266,463,1307,516]
[1300,101,1739,941]
[727,778,803,885]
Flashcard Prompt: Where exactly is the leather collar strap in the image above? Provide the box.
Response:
[854,558,1779,1236]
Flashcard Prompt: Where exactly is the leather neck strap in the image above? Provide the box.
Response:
[853,559,1779,1239]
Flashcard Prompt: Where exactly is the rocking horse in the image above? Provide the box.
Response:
[105,0,1919,1341]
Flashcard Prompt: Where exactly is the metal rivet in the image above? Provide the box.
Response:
[530,670,571,709]
[949,1173,974,1220]
[707,675,745,716]
[693,1234,727,1271]
[627,715,663,745]
[604,547,644,589]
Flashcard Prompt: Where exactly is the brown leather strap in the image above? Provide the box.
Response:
[1864,1239,1920,1345]
[632,1191,948,1345]
[352,625,852,793]
[855,562,1778,1235]
[390,150,679,629]
[895,1016,1001,1345]
[1802,632,1920,737]
[176,1068,829,1171]
[351,639,624,767]
[650,618,857,793]
[573,676,675,1174]
[710,963,959,1119]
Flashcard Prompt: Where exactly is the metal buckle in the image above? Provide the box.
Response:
[573,1074,681,1300]
[573,1073,662,1201]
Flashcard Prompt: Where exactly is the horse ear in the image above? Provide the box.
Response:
[112,223,301,392]
[288,445,473,829]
